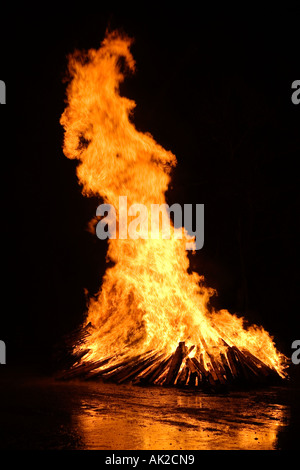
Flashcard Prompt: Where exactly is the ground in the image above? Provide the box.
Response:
[0,366,299,450]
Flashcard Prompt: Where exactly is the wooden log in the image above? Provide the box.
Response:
[218,337,240,380]
[240,348,276,377]
[164,342,186,386]
[190,356,215,387]
[232,347,259,378]
[171,345,195,386]
[59,328,280,390]
[57,357,111,380]
[185,358,201,386]
[232,347,278,384]
[176,365,190,386]
[214,324,279,382]
[85,357,131,380]
[226,347,239,379]
[116,353,162,384]
[86,351,171,384]
[214,351,227,374]
[198,334,226,384]
[154,369,169,385]
[185,368,191,386]
[188,371,198,387]
[154,356,176,385]
[142,354,173,385]
[132,353,166,384]
[153,354,177,385]
[227,346,256,384]
[55,347,91,373]
[72,349,91,363]
[232,347,253,381]
[188,357,216,388]
[210,357,226,384]
[98,358,136,379]
[186,357,198,374]
[231,346,273,383]
[220,352,234,382]
[92,352,150,381]
[101,352,151,381]
[207,361,218,381]
[199,353,206,370]
[186,357,203,383]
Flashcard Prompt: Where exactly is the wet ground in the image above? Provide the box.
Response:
[0,368,299,450]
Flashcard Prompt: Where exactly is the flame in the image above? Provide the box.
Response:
[60,31,287,378]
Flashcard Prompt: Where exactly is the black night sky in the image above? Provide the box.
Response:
[0,8,299,370]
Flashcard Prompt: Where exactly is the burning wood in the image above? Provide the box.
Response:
[57,30,288,391]
[165,342,186,386]
[57,334,284,391]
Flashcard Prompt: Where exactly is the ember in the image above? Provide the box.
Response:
[58,30,288,390]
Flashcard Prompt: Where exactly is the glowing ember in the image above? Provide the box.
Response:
[60,31,287,386]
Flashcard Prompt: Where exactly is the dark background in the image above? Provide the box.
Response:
[0,7,299,371]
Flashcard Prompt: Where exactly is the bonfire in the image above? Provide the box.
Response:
[57,31,288,391]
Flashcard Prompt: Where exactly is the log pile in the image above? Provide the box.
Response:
[56,329,283,391]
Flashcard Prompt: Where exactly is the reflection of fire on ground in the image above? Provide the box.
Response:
[59,31,288,390]
[72,383,289,450]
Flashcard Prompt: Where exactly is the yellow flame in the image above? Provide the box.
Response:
[60,31,287,377]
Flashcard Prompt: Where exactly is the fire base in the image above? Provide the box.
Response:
[56,327,285,392]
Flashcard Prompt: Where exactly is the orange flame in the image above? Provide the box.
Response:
[60,31,287,378]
